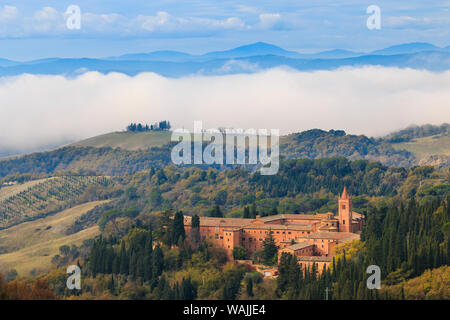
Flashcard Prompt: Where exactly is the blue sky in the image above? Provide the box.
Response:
[0,0,449,60]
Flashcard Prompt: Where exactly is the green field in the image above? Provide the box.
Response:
[0,201,108,276]
[391,134,450,163]
[69,131,172,150]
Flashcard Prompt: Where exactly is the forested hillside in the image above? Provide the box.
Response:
[2,124,449,180]
[280,129,414,167]
[21,192,446,300]
[276,196,449,299]
[0,127,448,300]
[62,157,449,243]
[0,146,173,178]
[0,154,448,300]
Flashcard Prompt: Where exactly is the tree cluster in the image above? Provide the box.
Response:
[126,121,171,132]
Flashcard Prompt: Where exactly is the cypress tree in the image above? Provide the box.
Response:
[191,214,201,248]
[243,207,250,219]
[262,232,278,265]
[173,211,186,245]
[250,203,257,218]
[144,230,153,281]
[119,241,128,275]
[246,277,254,297]
[152,245,164,279]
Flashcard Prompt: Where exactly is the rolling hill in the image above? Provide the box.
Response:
[68,128,421,167]
[0,124,448,185]
[371,42,442,55]
[201,41,302,59]
[280,129,414,167]
[0,201,108,276]
[391,134,450,167]
[69,131,172,150]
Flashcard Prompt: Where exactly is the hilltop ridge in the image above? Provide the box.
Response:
[2,42,450,77]
[0,124,448,180]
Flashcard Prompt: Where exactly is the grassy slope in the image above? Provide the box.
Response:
[391,134,450,158]
[391,134,450,166]
[69,131,172,150]
[0,201,108,276]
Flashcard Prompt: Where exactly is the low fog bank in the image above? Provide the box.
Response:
[1,67,449,156]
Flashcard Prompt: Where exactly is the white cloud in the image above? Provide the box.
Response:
[212,59,261,74]
[31,7,63,33]
[0,5,18,22]
[256,13,281,30]
[236,5,259,14]
[136,12,246,34]
[384,15,450,29]
[0,67,449,152]
[0,6,251,38]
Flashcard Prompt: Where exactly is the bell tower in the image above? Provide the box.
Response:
[338,187,352,232]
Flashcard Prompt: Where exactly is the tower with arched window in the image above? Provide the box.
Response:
[338,187,352,232]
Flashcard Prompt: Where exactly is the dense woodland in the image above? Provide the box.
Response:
[64,157,448,236]
[280,129,415,167]
[0,146,173,177]
[3,192,444,300]
[277,196,449,299]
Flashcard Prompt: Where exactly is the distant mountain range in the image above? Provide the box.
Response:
[1,42,450,77]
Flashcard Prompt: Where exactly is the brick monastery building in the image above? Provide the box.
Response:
[184,187,364,272]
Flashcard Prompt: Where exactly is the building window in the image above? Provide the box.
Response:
[343,220,346,225]
[342,205,346,210]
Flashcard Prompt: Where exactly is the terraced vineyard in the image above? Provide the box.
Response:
[0,176,110,228]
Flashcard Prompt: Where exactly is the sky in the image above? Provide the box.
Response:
[0,1,449,60]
